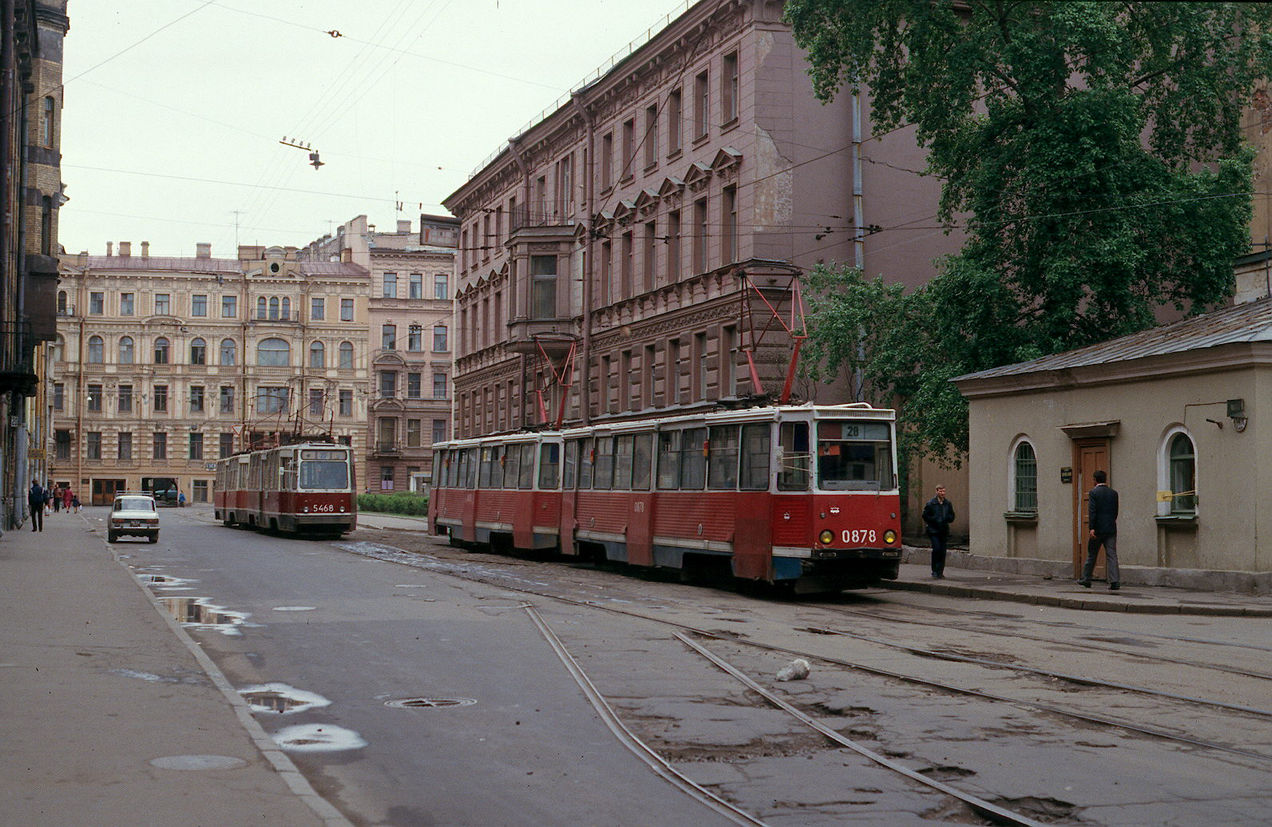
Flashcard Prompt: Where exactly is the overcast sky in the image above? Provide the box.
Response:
[59,0,692,258]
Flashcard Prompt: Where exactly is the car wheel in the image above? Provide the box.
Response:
[107,531,118,542]
[148,533,158,544]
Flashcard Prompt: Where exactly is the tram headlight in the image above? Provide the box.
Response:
[818,529,834,545]
[884,529,897,545]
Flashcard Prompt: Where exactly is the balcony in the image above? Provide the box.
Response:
[370,441,401,457]
[0,321,37,396]
[506,317,577,356]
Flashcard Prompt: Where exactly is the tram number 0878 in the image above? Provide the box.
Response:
[842,529,877,545]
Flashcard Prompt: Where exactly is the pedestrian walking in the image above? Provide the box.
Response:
[63,486,73,512]
[72,493,81,513]
[1078,469,1120,590]
[178,491,186,508]
[922,484,955,579]
[28,481,45,532]
[51,485,61,512]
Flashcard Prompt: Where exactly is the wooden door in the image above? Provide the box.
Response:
[1072,440,1109,578]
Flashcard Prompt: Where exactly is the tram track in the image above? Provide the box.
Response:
[342,538,1272,766]
[819,604,1272,681]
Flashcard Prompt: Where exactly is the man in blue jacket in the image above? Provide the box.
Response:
[1078,469,1120,590]
[27,481,45,532]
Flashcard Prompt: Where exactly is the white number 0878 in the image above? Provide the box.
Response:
[841,529,877,544]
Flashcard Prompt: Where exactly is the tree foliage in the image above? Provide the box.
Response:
[786,1,1271,461]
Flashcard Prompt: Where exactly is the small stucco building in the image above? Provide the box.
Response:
[953,298,1272,591]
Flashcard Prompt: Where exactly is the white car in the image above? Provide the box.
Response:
[108,494,160,543]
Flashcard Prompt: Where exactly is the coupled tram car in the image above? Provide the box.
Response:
[214,441,357,536]
[429,404,902,592]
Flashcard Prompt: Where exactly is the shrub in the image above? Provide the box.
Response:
[357,492,429,516]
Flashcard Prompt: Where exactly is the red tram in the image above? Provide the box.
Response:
[214,442,357,535]
[429,404,902,591]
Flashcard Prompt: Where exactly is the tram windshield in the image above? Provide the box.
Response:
[816,421,894,491]
[299,450,350,489]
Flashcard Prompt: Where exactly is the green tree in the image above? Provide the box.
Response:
[786,0,1269,459]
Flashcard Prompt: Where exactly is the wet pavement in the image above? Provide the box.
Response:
[4,506,1269,824]
[0,507,344,826]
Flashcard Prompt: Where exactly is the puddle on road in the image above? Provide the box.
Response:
[137,573,197,589]
[271,606,317,612]
[159,597,249,636]
[239,682,331,714]
[270,723,367,753]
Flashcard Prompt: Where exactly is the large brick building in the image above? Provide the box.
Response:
[443,0,954,440]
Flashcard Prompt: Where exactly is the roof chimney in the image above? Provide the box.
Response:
[106,241,113,256]
[141,241,150,258]
[196,243,211,259]
[397,219,411,233]
[119,241,131,257]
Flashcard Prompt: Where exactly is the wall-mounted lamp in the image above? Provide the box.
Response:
[1228,398,1249,433]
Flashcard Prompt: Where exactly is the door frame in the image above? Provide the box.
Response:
[1071,438,1110,578]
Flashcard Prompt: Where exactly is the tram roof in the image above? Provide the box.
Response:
[432,404,895,450]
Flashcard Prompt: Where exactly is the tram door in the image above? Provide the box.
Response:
[1072,440,1110,579]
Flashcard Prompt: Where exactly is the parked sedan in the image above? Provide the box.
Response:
[108,494,160,543]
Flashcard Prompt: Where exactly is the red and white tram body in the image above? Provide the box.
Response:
[215,442,357,535]
[430,404,902,590]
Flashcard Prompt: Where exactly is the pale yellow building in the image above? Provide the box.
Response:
[53,243,371,504]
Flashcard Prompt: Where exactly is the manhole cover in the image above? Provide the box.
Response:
[385,697,477,709]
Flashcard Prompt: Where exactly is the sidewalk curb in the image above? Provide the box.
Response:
[103,519,352,827]
[880,579,1272,617]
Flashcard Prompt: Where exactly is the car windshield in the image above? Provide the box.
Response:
[115,497,155,512]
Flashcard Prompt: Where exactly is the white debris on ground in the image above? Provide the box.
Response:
[776,658,810,682]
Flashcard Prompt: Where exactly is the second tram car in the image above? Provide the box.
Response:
[430,404,901,591]
[215,442,357,535]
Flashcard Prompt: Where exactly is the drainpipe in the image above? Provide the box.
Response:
[851,91,864,270]
[573,91,595,426]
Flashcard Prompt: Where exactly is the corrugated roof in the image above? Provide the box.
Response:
[297,261,369,277]
[956,297,1272,381]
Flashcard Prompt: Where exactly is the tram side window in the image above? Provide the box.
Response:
[740,423,771,490]
[563,440,579,489]
[613,435,634,491]
[539,443,561,489]
[633,433,653,490]
[579,438,595,488]
[707,424,739,490]
[463,449,477,488]
[680,427,707,489]
[656,430,681,489]
[479,446,505,489]
[518,443,535,489]
[504,445,521,488]
[594,435,615,490]
[778,422,811,491]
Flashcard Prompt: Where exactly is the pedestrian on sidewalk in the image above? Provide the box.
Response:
[28,481,45,532]
[51,485,61,513]
[63,486,73,512]
[1079,469,1120,590]
[72,493,81,512]
[922,484,955,579]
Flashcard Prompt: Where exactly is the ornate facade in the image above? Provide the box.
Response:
[53,243,371,504]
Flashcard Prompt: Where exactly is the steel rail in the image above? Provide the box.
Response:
[806,626,1272,717]
[522,604,767,827]
[673,632,1045,827]
[822,606,1272,681]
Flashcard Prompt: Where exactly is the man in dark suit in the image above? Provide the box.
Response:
[1078,469,1119,590]
[922,484,955,579]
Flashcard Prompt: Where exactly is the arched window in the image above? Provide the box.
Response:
[257,337,290,367]
[119,336,134,364]
[220,338,237,366]
[269,297,280,320]
[190,337,207,365]
[57,290,67,314]
[339,341,354,370]
[1011,440,1037,513]
[1167,431,1197,514]
[87,335,104,364]
[256,297,267,319]
[281,297,291,320]
[154,337,170,364]
[309,341,325,369]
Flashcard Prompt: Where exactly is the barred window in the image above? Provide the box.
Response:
[1013,441,1037,513]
